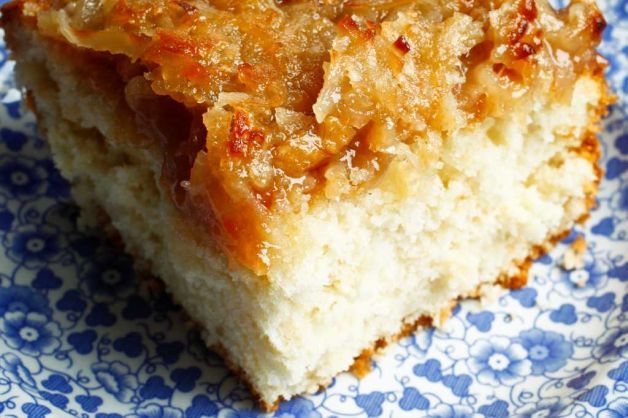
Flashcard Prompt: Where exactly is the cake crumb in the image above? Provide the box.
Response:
[562,236,587,271]
[437,301,457,327]
[479,284,507,308]
[349,349,374,378]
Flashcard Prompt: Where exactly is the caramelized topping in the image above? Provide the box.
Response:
[337,15,377,40]
[393,35,411,54]
[228,110,266,157]
[19,0,608,273]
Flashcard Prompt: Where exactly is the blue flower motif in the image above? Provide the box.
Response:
[42,374,73,393]
[591,217,616,236]
[57,289,87,313]
[41,391,68,409]
[549,304,577,325]
[32,268,62,290]
[579,385,609,407]
[275,397,321,418]
[467,311,495,332]
[442,374,472,397]
[170,367,200,393]
[609,262,628,282]
[478,400,508,418]
[0,353,35,387]
[92,361,138,403]
[0,155,47,198]
[4,224,66,269]
[428,404,477,418]
[185,395,219,418]
[567,370,596,389]
[519,329,573,375]
[21,402,51,418]
[0,285,50,317]
[81,252,135,302]
[510,287,537,308]
[67,329,97,354]
[0,311,61,356]
[114,332,144,358]
[413,359,442,382]
[588,292,616,313]
[128,404,184,418]
[468,337,531,386]
[156,341,184,365]
[139,376,172,401]
[85,303,117,327]
[0,128,27,151]
[355,391,386,417]
[608,361,628,382]
[399,387,430,411]
[594,326,628,360]
[512,398,570,418]
[76,395,103,413]
[225,411,263,418]
[598,397,628,418]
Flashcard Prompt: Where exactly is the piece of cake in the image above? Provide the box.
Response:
[1,0,611,410]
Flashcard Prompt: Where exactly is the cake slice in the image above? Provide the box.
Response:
[1,0,611,409]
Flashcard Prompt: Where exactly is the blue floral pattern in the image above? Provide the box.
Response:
[0,0,625,417]
[0,285,51,317]
[468,337,532,386]
[512,398,572,418]
[92,362,139,403]
[81,252,135,303]
[518,329,574,375]
[0,353,36,387]
[0,312,61,356]
[129,404,183,418]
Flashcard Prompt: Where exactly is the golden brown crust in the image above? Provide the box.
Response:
[349,315,433,379]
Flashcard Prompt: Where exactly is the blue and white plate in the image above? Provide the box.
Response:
[0,1,626,417]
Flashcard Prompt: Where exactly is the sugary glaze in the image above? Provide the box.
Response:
[10,0,607,273]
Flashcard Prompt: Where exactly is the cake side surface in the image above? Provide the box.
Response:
[1,0,612,409]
